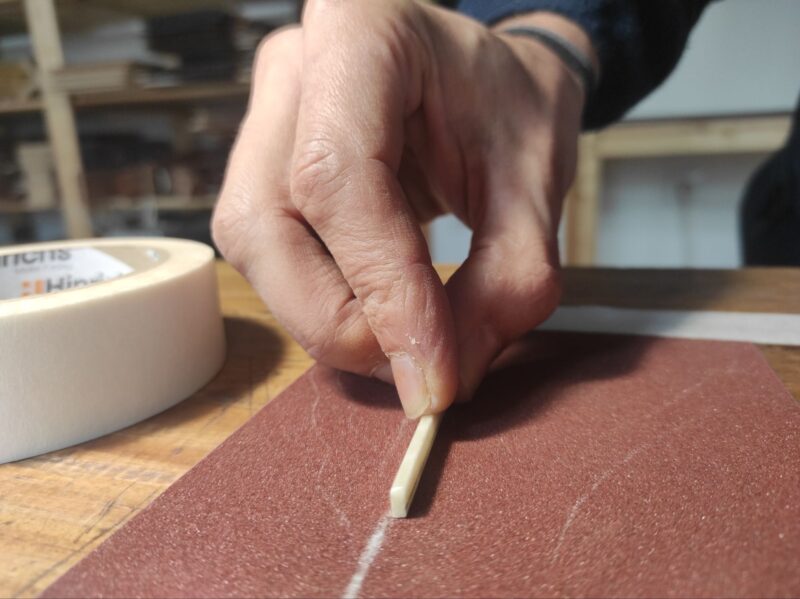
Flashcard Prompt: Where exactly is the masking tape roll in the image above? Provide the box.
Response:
[0,238,226,464]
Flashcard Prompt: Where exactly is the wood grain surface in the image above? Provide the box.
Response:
[1,262,798,598]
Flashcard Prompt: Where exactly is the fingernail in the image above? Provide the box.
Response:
[372,363,394,385]
[390,353,430,419]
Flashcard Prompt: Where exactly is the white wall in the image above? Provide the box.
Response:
[596,153,765,268]
[629,0,800,119]
[429,0,799,267]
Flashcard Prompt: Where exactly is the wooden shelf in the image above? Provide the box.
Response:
[0,0,241,239]
[72,82,249,108]
[592,114,793,159]
[1,0,257,241]
[0,196,216,215]
[0,83,249,117]
[0,97,42,114]
[0,0,240,35]
[98,195,217,211]
[70,0,236,18]
[0,203,57,214]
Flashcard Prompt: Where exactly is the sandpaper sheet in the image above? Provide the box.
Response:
[44,333,800,598]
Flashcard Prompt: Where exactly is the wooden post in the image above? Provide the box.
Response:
[23,0,93,239]
[565,134,601,266]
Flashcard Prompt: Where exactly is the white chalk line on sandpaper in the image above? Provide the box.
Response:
[342,512,393,599]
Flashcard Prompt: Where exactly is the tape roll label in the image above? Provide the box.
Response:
[0,246,164,300]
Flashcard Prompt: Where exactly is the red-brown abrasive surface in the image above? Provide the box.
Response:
[43,334,800,598]
[43,367,416,598]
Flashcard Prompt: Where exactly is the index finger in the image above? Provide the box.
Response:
[289,0,458,417]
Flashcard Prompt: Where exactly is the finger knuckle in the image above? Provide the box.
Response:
[517,261,562,323]
[211,196,253,270]
[251,27,302,93]
[210,209,238,264]
[483,236,562,336]
[354,259,431,327]
[357,270,400,325]
[298,326,331,362]
[303,329,346,365]
[290,138,350,216]
[299,299,371,366]
[492,264,561,345]
[253,26,301,72]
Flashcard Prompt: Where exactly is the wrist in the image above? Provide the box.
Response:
[494,12,599,106]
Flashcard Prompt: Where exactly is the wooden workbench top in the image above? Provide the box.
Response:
[1,262,799,598]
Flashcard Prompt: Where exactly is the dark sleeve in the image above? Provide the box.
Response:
[456,0,713,129]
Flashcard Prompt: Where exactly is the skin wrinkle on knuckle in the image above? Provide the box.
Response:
[355,260,433,340]
[214,176,295,278]
[290,138,353,220]
[301,324,338,363]
[300,298,371,366]
[282,292,339,362]
[350,262,399,316]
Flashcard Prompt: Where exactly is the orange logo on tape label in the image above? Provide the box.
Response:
[0,247,134,301]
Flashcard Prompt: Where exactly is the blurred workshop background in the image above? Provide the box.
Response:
[0,0,798,267]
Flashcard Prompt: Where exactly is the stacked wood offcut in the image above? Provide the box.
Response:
[51,61,163,93]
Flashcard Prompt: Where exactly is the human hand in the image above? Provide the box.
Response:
[213,0,589,418]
